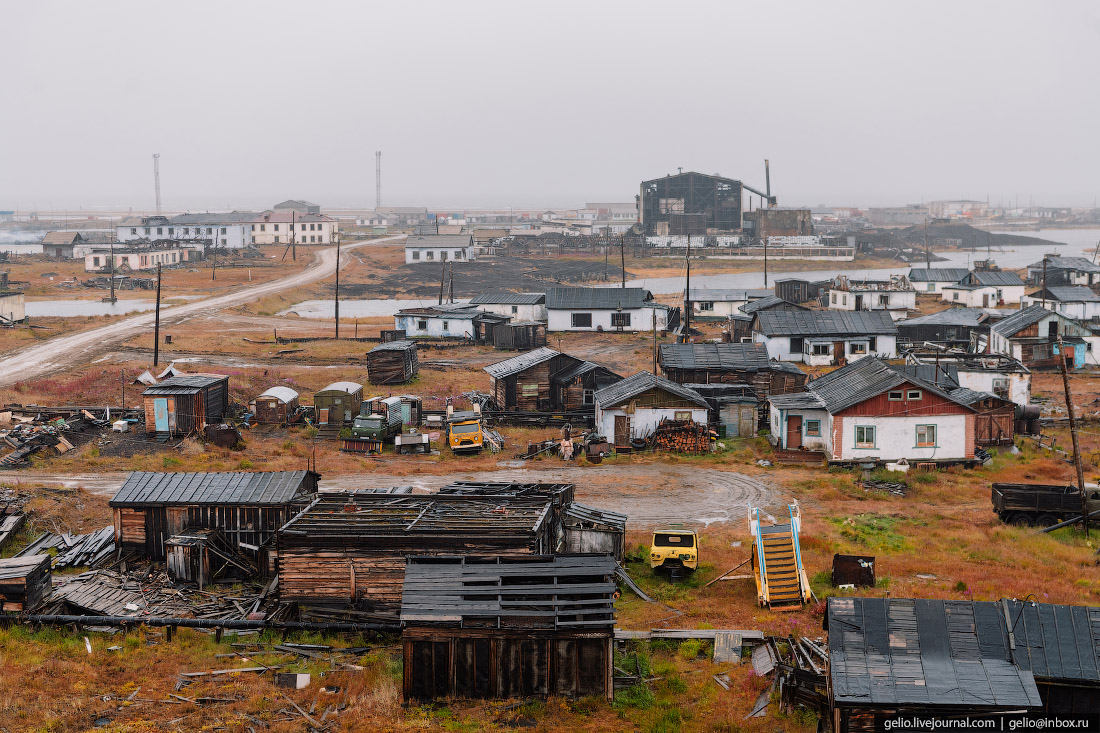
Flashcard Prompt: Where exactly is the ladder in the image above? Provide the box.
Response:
[749,503,811,611]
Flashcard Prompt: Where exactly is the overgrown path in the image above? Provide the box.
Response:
[0,236,404,386]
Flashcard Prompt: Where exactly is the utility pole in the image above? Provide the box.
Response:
[152,263,162,366]
[438,262,446,305]
[108,239,116,303]
[291,210,296,262]
[652,311,657,372]
[153,154,162,214]
[763,236,768,288]
[620,235,625,288]
[120,369,125,410]
[683,233,691,339]
[1042,255,1048,309]
[1057,333,1088,538]
[334,240,341,339]
[924,219,931,269]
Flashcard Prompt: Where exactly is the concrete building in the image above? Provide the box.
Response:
[826,276,916,320]
[404,234,473,264]
[0,290,26,324]
[928,200,991,220]
[248,211,338,245]
[117,213,255,249]
[867,204,929,226]
[85,245,189,272]
[545,287,671,332]
[742,208,813,240]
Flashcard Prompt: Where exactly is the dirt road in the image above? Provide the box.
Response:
[9,464,780,528]
[0,236,404,386]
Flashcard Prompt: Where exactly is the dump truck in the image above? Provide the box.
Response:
[991,483,1100,527]
[446,405,484,455]
[650,526,698,578]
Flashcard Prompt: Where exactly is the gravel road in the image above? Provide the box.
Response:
[0,236,404,386]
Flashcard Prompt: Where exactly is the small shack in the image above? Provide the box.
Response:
[366,340,419,385]
[561,503,627,560]
[0,290,26,325]
[249,386,300,425]
[142,374,230,438]
[110,470,319,563]
[0,555,52,612]
[485,347,620,414]
[593,372,709,447]
[493,321,548,350]
[401,554,616,701]
[313,381,363,425]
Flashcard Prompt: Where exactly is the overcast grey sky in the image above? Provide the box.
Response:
[2,1,1098,212]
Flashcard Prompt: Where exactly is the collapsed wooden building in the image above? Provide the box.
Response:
[401,554,617,701]
[366,340,419,385]
[142,374,230,438]
[110,471,319,565]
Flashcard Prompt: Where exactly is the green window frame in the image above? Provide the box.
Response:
[854,425,875,448]
[805,419,821,437]
[916,424,937,447]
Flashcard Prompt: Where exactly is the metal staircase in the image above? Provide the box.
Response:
[750,502,811,611]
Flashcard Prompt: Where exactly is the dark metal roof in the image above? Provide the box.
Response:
[805,358,971,413]
[400,554,617,629]
[593,371,708,409]
[368,339,417,353]
[483,347,567,379]
[468,292,545,305]
[739,295,807,314]
[142,374,227,395]
[1027,256,1100,273]
[545,286,654,310]
[990,305,1054,338]
[907,268,971,282]
[110,471,315,507]
[1004,599,1100,683]
[659,343,806,378]
[965,270,1025,287]
[768,392,826,409]
[562,502,627,530]
[755,310,898,337]
[898,308,989,328]
[550,360,621,384]
[1032,286,1100,303]
[948,387,1001,405]
[826,597,1043,709]
[894,363,959,388]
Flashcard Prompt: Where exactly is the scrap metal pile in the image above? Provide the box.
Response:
[1,411,107,468]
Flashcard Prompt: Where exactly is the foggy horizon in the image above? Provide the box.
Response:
[3,0,1099,212]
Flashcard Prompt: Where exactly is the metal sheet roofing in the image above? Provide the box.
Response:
[989,305,1054,338]
[739,295,807,314]
[1004,599,1100,683]
[827,597,1043,709]
[142,375,227,395]
[894,363,959,388]
[562,502,627,530]
[966,270,1026,287]
[659,343,801,375]
[948,387,1000,405]
[688,288,772,302]
[768,392,826,410]
[1027,256,1100,273]
[368,339,417,353]
[316,381,363,395]
[897,308,989,328]
[754,310,897,337]
[483,347,564,379]
[550,360,621,384]
[804,357,971,413]
[593,371,708,409]
[256,386,299,403]
[403,234,471,248]
[110,471,314,507]
[545,286,654,310]
[1035,286,1100,303]
[468,292,545,305]
[907,268,971,282]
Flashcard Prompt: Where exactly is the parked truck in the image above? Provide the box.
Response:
[350,410,402,442]
[446,405,484,454]
[991,483,1100,527]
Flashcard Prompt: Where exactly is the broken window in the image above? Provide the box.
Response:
[611,312,631,328]
[868,336,877,351]
[675,411,692,421]
[916,424,937,447]
[855,425,875,448]
[850,342,867,354]
[789,337,803,354]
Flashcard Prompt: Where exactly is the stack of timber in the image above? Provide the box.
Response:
[15,525,116,570]
[366,340,419,385]
[650,419,713,454]
[0,555,52,612]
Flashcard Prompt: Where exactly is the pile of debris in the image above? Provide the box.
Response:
[650,419,714,454]
[1,411,107,468]
[16,526,116,569]
[81,275,156,290]
[0,487,30,550]
[744,636,829,720]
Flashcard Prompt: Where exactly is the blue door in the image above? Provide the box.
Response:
[154,398,169,432]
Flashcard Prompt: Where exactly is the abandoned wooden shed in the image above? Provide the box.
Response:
[249,386,300,425]
[401,554,616,701]
[561,503,627,560]
[949,387,1015,446]
[366,340,419,385]
[825,597,1043,732]
[492,321,547,350]
[110,470,319,563]
[275,493,559,610]
[484,347,620,414]
[142,374,230,438]
[0,555,52,612]
[313,381,363,425]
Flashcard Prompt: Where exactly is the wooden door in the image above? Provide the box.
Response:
[319,408,330,425]
[167,507,188,536]
[991,413,1012,442]
[975,415,992,444]
[833,341,846,366]
[154,398,169,432]
[614,415,629,445]
[739,407,756,438]
[786,415,803,450]
[982,293,990,307]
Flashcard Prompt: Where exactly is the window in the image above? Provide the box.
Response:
[583,389,595,405]
[905,390,921,400]
[274,224,279,232]
[426,251,434,260]
[168,228,174,235]
[221,239,227,246]
[868,336,877,351]
[805,420,821,436]
[144,227,150,235]
[842,295,847,306]
[996,289,1003,302]
[442,321,449,330]
[572,313,592,328]
[674,411,692,421]
[456,249,464,259]
[206,228,213,235]
[511,305,518,314]
[953,292,959,301]
[888,390,904,401]
[441,251,448,261]
[946,327,957,340]
[412,251,420,261]
[812,343,830,355]
[699,301,714,311]
[855,425,875,448]
[417,320,428,330]
[831,293,837,304]
[130,228,137,235]
[260,224,266,232]
[790,337,803,354]
[992,378,1008,396]
[310,223,316,231]
[157,228,163,235]
[92,256,100,267]
[927,283,935,292]
[521,383,539,397]
[301,223,306,231]
[611,312,631,328]
[850,342,867,354]
[878,295,889,307]
[916,424,937,447]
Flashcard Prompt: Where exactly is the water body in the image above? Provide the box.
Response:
[279,298,470,319]
[26,299,165,317]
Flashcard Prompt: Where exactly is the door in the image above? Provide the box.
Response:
[167,507,188,536]
[614,414,629,446]
[833,341,846,365]
[154,398,169,433]
[786,415,803,450]
[982,293,990,308]
[854,294,863,311]
[739,407,756,438]
[319,408,330,425]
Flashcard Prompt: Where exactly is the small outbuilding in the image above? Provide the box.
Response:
[561,503,627,560]
[0,555,52,612]
[593,372,709,447]
[366,340,419,385]
[313,381,363,425]
[142,374,230,438]
[484,347,620,414]
[0,290,26,325]
[401,554,617,701]
[249,386,300,425]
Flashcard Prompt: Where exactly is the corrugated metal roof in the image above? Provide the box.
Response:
[805,357,970,413]
[1004,599,1100,683]
[768,392,826,409]
[894,363,960,388]
[660,342,775,371]
[468,292,545,305]
[256,386,299,403]
[483,347,564,379]
[1036,286,1100,302]
[368,340,417,353]
[316,381,363,395]
[546,286,654,310]
[739,295,807,314]
[897,308,989,328]
[966,270,1025,287]
[1028,256,1100,273]
[948,387,1000,405]
[990,305,1053,338]
[110,471,314,507]
[827,597,1043,709]
[550,360,621,384]
[562,502,627,529]
[755,310,898,337]
[593,371,708,409]
[907,268,971,282]
[142,375,227,395]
